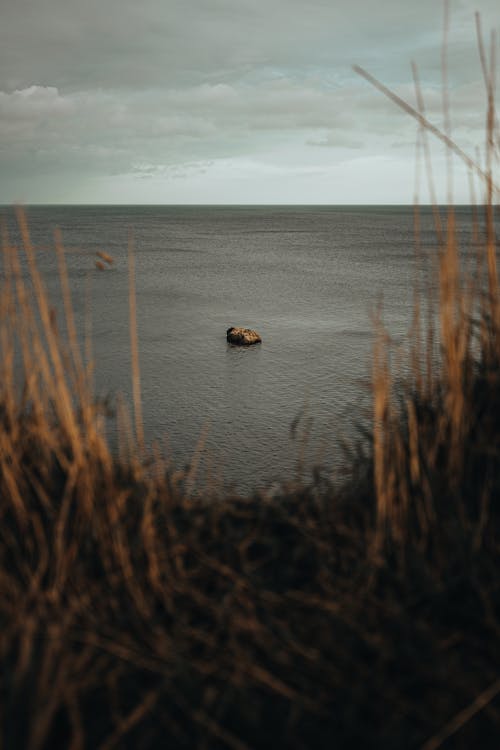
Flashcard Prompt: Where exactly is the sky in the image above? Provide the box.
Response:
[0,0,498,204]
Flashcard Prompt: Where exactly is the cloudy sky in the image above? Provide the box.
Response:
[0,0,498,203]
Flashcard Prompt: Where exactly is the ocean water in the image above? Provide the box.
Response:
[0,205,487,492]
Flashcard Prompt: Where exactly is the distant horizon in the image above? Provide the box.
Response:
[0,202,493,208]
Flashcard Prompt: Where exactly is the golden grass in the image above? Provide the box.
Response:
[360,17,500,548]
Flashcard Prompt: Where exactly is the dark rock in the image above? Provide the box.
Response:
[226,327,262,346]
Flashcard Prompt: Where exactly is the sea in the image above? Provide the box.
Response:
[0,205,490,493]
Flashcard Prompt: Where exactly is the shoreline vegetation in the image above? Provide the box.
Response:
[1,28,500,750]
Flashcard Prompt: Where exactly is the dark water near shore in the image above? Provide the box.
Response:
[0,205,490,492]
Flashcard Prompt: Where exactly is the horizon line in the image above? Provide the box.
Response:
[0,202,493,208]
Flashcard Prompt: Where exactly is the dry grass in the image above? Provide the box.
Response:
[0,18,500,750]
[363,14,500,551]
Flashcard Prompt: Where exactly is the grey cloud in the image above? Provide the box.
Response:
[0,0,475,91]
[307,132,364,149]
[0,0,498,203]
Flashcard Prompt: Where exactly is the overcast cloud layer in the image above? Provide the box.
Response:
[1,0,498,203]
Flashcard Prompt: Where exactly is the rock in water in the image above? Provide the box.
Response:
[226,327,262,346]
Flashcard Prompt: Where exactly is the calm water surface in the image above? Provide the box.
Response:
[0,205,486,492]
